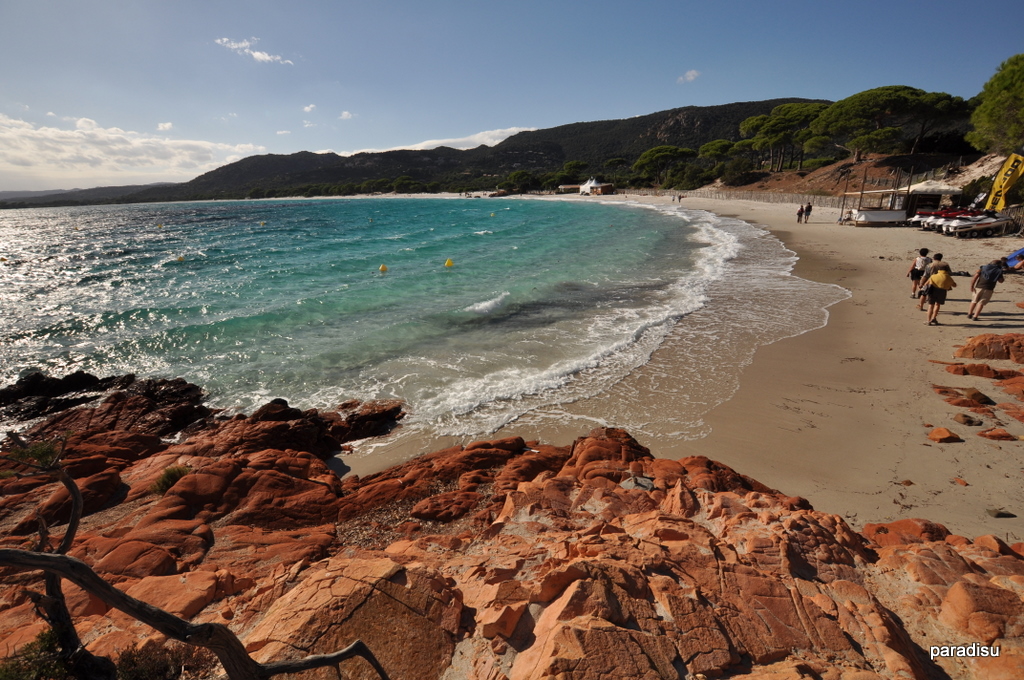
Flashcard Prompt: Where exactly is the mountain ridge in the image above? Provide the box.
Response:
[3,98,829,205]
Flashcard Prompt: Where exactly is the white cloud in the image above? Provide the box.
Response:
[677,69,701,84]
[277,130,291,135]
[339,126,534,156]
[157,122,173,131]
[0,114,264,190]
[339,111,354,120]
[303,104,316,113]
[303,120,315,128]
[215,37,293,65]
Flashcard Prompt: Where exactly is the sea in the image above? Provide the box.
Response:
[0,197,849,463]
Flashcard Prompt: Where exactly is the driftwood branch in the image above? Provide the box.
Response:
[0,550,390,680]
[3,437,116,677]
[261,640,390,678]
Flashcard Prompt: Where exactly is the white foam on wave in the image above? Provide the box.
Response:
[473,230,493,235]
[382,200,847,444]
[383,202,750,435]
[462,291,509,313]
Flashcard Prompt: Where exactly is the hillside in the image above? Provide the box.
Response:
[0,183,177,207]
[495,98,830,166]
[719,152,989,197]
[5,98,828,206]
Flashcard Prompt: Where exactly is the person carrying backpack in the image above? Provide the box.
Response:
[967,258,1007,321]
[925,258,957,326]
[906,247,931,298]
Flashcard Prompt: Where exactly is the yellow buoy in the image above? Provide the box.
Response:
[444,258,454,268]
[490,213,495,217]
[177,256,184,262]
[260,221,266,226]
[379,264,388,273]
[157,224,163,229]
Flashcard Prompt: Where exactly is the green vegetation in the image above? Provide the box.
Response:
[719,157,763,187]
[808,86,968,160]
[632,146,697,185]
[741,102,829,171]
[6,53,1023,207]
[7,440,62,468]
[799,158,837,172]
[0,629,70,680]
[150,465,191,496]
[967,54,1024,155]
[0,630,216,680]
[116,642,217,680]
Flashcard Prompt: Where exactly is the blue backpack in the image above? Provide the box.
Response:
[980,263,1002,285]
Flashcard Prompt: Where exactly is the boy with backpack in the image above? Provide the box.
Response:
[967,258,1007,321]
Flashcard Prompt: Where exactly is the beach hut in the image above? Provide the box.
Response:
[847,179,962,225]
[580,177,615,196]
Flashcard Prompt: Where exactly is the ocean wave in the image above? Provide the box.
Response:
[462,291,509,313]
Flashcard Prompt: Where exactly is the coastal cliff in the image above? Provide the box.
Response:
[1,372,1023,679]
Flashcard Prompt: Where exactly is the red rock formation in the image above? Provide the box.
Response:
[978,427,1018,441]
[3,388,1024,679]
[26,377,212,439]
[946,363,1023,380]
[955,333,1024,363]
[928,427,963,443]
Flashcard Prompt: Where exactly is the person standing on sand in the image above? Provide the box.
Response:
[804,203,813,222]
[967,258,1006,321]
[925,258,956,326]
[797,205,804,223]
[906,248,931,298]
[916,252,943,311]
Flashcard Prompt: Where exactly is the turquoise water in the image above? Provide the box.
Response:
[0,197,850,450]
[0,199,719,420]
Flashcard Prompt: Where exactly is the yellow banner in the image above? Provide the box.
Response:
[986,153,1024,211]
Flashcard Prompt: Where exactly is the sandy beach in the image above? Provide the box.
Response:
[343,192,1024,541]
[619,194,1024,540]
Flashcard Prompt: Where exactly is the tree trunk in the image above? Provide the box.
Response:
[0,550,390,680]
[36,469,117,679]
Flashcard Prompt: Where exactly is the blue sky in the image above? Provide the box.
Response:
[2,0,1021,191]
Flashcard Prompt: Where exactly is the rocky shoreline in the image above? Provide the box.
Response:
[2,371,1024,679]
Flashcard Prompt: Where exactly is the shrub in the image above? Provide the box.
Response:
[150,466,191,495]
[721,158,765,186]
[0,629,70,680]
[8,440,61,468]
[801,158,838,172]
[116,642,217,680]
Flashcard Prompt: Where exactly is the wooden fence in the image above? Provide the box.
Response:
[679,189,847,210]
[667,190,1024,235]
[1003,204,1024,233]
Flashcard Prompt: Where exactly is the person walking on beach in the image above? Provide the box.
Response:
[916,252,942,311]
[906,248,931,298]
[967,258,1007,321]
[803,203,813,222]
[925,256,956,326]
[797,205,804,223]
